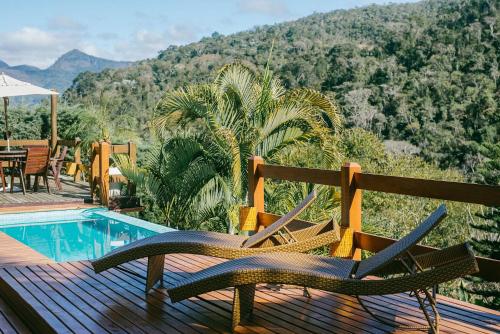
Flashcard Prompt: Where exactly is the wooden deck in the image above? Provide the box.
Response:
[0,233,53,269]
[0,254,498,334]
[0,175,92,212]
[0,232,54,334]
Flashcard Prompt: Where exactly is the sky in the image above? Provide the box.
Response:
[0,0,418,69]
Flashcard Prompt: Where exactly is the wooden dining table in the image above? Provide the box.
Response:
[0,149,27,193]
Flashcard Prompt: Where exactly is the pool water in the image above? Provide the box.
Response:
[0,209,173,262]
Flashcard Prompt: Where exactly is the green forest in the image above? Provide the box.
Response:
[4,0,499,308]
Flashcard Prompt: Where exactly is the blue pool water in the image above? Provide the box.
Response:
[0,209,173,262]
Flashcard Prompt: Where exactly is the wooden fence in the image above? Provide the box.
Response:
[90,141,137,206]
[248,156,500,282]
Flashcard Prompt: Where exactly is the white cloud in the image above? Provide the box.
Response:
[0,26,99,68]
[0,27,61,67]
[0,22,202,67]
[165,24,199,44]
[113,25,201,61]
[47,16,86,31]
[238,0,290,16]
[97,32,119,40]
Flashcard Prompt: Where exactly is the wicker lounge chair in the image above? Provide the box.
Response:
[168,205,479,333]
[92,190,341,292]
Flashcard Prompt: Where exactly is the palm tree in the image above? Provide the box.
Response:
[122,63,341,232]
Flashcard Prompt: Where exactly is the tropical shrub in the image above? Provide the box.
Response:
[120,62,341,232]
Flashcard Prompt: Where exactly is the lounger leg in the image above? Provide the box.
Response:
[146,254,165,293]
[357,293,439,333]
[232,284,256,330]
[413,288,440,334]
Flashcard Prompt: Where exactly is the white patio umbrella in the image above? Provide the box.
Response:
[0,72,58,147]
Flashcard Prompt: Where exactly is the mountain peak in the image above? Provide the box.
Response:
[61,49,88,58]
[48,49,131,73]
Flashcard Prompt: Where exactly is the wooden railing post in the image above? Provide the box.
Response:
[331,162,362,260]
[90,142,99,201]
[74,137,82,182]
[128,141,137,166]
[99,141,111,207]
[127,141,137,196]
[248,156,265,231]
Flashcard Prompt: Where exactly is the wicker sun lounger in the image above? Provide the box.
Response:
[92,191,341,292]
[168,205,479,333]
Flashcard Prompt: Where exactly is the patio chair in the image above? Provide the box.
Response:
[11,146,51,195]
[92,190,341,292]
[168,205,479,333]
[49,146,68,191]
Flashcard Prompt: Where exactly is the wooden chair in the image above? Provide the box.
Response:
[14,147,51,195]
[50,146,68,191]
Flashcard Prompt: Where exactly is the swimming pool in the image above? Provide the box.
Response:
[0,209,173,262]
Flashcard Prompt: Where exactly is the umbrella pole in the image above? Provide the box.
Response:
[3,97,8,139]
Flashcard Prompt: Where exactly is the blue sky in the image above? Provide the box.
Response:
[0,0,418,68]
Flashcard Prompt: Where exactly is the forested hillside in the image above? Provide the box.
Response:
[64,0,498,177]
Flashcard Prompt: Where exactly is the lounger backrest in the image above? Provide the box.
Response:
[241,190,317,248]
[354,204,447,279]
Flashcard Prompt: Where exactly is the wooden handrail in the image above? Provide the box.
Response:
[248,156,500,282]
[111,145,130,154]
[258,164,341,186]
[0,139,49,146]
[354,173,500,207]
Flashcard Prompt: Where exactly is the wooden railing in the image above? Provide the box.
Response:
[90,141,137,206]
[248,156,500,282]
[0,139,49,147]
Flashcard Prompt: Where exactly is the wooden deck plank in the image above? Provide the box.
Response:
[0,233,53,268]
[20,266,110,334]
[59,262,187,334]
[110,261,283,334]
[0,267,69,333]
[0,254,498,334]
[0,176,90,212]
[33,264,140,334]
[0,296,31,334]
[46,263,163,334]
[71,262,237,334]
[3,266,90,334]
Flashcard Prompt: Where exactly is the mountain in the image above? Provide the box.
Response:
[0,50,132,93]
[64,0,498,174]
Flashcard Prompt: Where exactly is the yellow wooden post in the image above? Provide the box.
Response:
[248,156,265,231]
[331,162,362,260]
[99,141,111,207]
[74,137,82,182]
